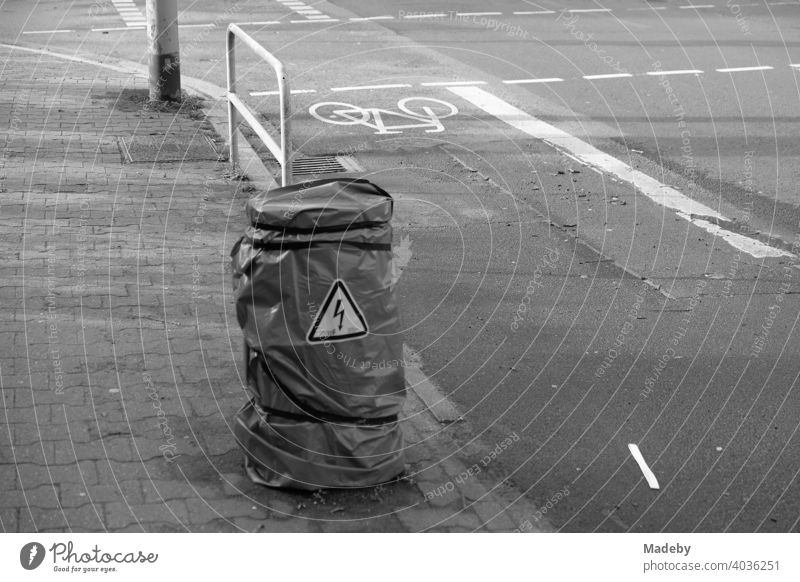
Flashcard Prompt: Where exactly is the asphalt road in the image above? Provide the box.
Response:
[4,0,800,533]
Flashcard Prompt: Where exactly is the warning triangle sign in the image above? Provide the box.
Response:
[307,279,369,343]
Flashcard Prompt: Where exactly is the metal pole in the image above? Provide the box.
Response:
[226,29,238,172]
[147,0,181,102]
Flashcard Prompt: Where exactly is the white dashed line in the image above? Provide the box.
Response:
[22,29,74,34]
[583,73,633,80]
[332,83,413,92]
[401,13,448,19]
[449,85,793,259]
[503,77,564,84]
[289,19,338,23]
[791,63,800,68]
[421,81,488,86]
[646,69,704,76]
[250,89,317,96]
[717,65,774,72]
[91,26,144,32]
[567,8,612,13]
[349,16,394,21]
[512,10,556,15]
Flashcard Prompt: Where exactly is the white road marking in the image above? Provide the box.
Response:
[22,29,75,35]
[111,0,146,27]
[646,69,704,76]
[237,21,281,26]
[448,85,793,259]
[277,0,335,21]
[717,65,774,72]
[331,83,412,92]
[402,13,448,19]
[567,8,612,13]
[91,26,144,32]
[628,444,660,490]
[422,80,487,86]
[790,64,800,68]
[503,77,564,84]
[583,73,633,79]
[250,89,316,96]
[513,10,556,15]
[289,19,338,23]
[349,16,394,21]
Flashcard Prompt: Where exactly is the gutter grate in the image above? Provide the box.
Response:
[291,154,363,176]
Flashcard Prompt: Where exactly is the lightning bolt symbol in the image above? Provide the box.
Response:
[29,546,38,566]
[333,299,345,331]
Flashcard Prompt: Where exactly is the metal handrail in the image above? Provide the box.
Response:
[226,23,292,186]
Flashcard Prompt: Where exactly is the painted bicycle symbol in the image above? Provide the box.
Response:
[309,97,459,135]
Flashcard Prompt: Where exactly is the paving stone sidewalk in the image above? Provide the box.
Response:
[0,46,547,533]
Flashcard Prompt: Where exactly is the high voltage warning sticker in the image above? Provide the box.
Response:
[307,279,368,343]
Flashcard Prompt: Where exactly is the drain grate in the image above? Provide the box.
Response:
[119,135,226,163]
[291,154,363,176]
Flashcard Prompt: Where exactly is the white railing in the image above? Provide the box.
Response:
[226,23,292,186]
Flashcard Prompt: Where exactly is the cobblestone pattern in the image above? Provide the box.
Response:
[0,48,542,532]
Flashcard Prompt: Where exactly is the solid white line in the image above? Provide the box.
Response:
[448,85,793,258]
[503,77,564,84]
[22,29,74,34]
[646,69,704,76]
[513,10,556,15]
[422,80,487,86]
[456,12,503,16]
[349,16,394,21]
[628,444,660,490]
[583,73,633,79]
[717,65,773,72]
[332,83,412,92]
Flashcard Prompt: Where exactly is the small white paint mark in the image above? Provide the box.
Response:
[583,73,633,79]
[717,65,773,73]
[503,77,564,84]
[628,444,660,490]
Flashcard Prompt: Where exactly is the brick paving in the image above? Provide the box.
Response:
[0,46,545,532]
